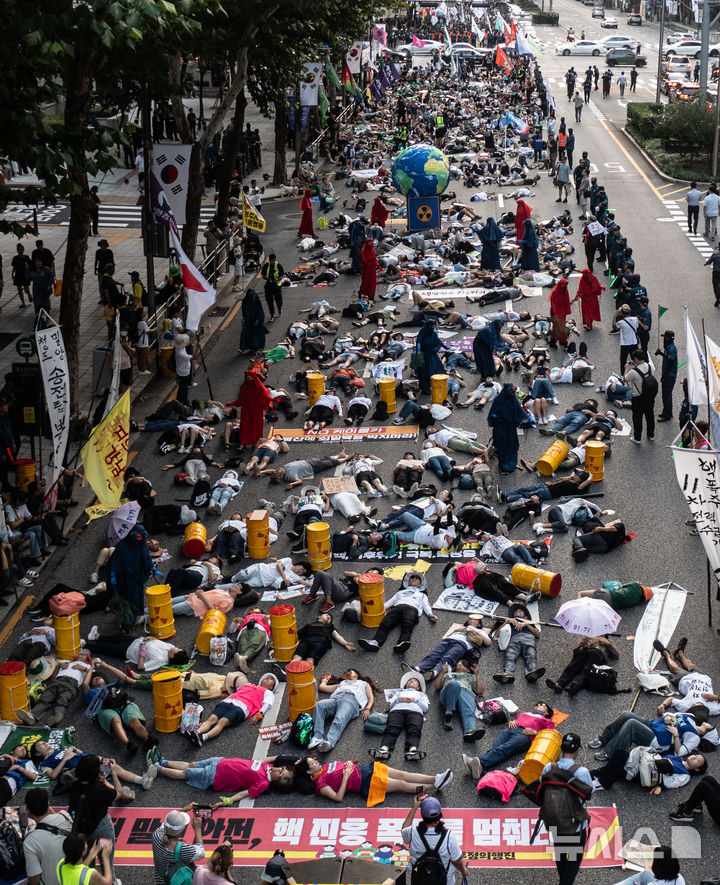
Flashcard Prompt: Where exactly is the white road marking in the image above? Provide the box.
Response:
[236,682,287,808]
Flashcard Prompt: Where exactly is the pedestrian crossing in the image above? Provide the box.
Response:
[547,75,659,92]
[80,203,218,229]
[662,200,715,258]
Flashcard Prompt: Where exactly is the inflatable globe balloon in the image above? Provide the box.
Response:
[391,144,450,198]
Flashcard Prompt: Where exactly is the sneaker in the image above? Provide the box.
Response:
[462,753,482,780]
[319,600,335,614]
[19,577,33,587]
[318,740,332,753]
[393,640,411,653]
[89,572,100,584]
[533,523,546,536]
[648,436,655,441]
[392,484,407,498]
[630,438,641,444]
[233,653,249,674]
[594,750,609,761]
[188,730,204,748]
[142,764,158,790]
[392,417,404,425]
[434,769,453,790]
[307,737,323,750]
[88,625,100,642]
[302,593,318,605]
[17,709,37,725]
[526,668,546,683]
[588,737,603,749]
[358,638,379,651]
[591,778,605,792]
[669,805,695,822]
[525,591,541,605]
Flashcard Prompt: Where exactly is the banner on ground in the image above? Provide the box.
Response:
[107,806,621,868]
[152,145,192,225]
[672,442,720,596]
[270,425,419,443]
[633,581,687,673]
[242,192,267,233]
[300,62,322,107]
[370,358,406,380]
[81,388,130,515]
[34,320,70,487]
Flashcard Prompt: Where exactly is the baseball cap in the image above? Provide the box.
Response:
[129,271,140,278]
[561,733,582,753]
[164,810,191,835]
[420,797,442,820]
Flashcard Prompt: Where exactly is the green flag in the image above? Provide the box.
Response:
[658,305,668,318]
[325,59,341,90]
[318,85,329,125]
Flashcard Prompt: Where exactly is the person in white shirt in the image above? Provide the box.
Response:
[23,789,74,885]
[358,572,438,654]
[426,425,486,455]
[655,641,720,718]
[227,557,312,591]
[401,795,468,885]
[305,393,343,430]
[8,621,56,665]
[207,469,243,515]
[309,668,376,752]
[686,180,702,234]
[703,182,720,239]
[17,657,92,727]
[370,672,430,761]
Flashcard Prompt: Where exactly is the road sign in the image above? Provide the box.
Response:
[407,195,440,231]
[16,337,36,359]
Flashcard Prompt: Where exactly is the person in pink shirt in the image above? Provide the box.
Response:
[188,673,278,747]
[156,753,296,805]
[167,586,242,619]
[461,701,555,778]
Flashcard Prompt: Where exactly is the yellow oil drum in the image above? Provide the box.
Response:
[378,378,397,414]
[151,669,183,733]
[195,608,228,655]
[518,728,562,785]
[536,439,570,477]
[431,374,449,405]
[146,584,176,640]
[160,346,176,378]
[286,660,316,721]
[358,573,385,628]
[0,661,29,722]
[270,604,298,663]
[246,509,270,559]
[53,613,80,659]
[511,563,562,598]
[307,521,331,571]
[183,522,207,558]
[14,459,36,491]
[307,372,325,407]
[585,439,605,483]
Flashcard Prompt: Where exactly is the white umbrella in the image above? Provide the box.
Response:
[554,597,621,637]
[107,501,142,546]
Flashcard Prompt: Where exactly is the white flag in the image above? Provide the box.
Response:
[704,333,720,445]
[673,443,720,593]
[346,41,363,74]
[299,62,322,107]
[35,320,70,487]
[152,145,192,226]
[170,228,216,331]
[685,307,707,406]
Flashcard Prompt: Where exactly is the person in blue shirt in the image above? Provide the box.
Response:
[656,330,678,421]
[590,706,709,761]
[541,733,593,885]
[0,744,37,806]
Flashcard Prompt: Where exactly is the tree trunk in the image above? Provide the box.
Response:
[59,68,94,416]
[215,88,246,228]
[273,99,288,186]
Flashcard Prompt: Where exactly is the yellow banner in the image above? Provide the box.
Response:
[81,389,130,512]
[242,192,266,233]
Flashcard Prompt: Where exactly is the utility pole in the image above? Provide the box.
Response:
[712,67,720,176]
[700,0,711,101]
[655,0,667,103]
[141,83,156,318]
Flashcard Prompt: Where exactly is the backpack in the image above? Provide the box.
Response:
[164,842,196,885]
[410,828,449,885]
[524,763,592,837]
[584,664,629,694]
[290,712,314,748]
[190,479,211,510]
[476,698,508,726]
[637,365,658,401]
[0,818,25,880]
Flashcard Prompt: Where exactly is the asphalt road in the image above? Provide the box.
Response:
[4,16,720,885]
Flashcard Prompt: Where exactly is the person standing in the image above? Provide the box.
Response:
[626,349,657,443]
[583,71,592,103]
[297,188,315,237]
[617,71,628,97]
[152,807,205,885]
[705,244,720,305]
[261,253,284,321]
[630,67,638,92]
[593,65,600,91]
[555,157,571,203]
[704,183,720,239]
[401,796,468,885]
[573,92,583,123]
[28,257,54,326]
[612,304,640,375]
[11,243,31,308]
[566,129,575,168]
[656,329,678,422]
[23,788,74,885]
[488,382,527,475]
[686,181,702,234]
[602,69,612,99]
[93,240,114,304]
[90,185,101,236]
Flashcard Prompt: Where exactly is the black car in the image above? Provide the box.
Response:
[627,13,642,24]
[606,47,647,66]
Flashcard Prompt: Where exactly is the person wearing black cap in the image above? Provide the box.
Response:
[655,330,678,422]
[541,733,593,885]
[401,794,468,884]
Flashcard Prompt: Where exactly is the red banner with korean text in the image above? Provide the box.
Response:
[108,806,621,868]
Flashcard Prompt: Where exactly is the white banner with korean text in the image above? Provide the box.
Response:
[672,444,720,594]
[35,320,70,487]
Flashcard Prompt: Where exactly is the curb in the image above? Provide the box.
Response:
[620,125,709,185]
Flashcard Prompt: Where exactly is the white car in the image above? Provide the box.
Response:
[666,32,696,45]
[394,39,445,56]
[662,38,720,58]
[450,42,492,59]
[597,33,640,50]
[555,40,606,56]
[600,17,619,28]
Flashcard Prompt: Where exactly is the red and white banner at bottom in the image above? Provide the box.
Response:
[108,806,622,868]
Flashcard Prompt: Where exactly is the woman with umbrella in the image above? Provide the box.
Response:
[549,278,571,347]
[414,318,447,395]
[478,217,504,271]
[359,238,379,301]
[487,382,526,475]
[573,268,604,331]
[238,288,267,354]
[298,188,315,238]
[519,218,539,271]
[473,319,504,378]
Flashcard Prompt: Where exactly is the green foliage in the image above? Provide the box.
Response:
[626,101,664,139]
[627,101,714,178]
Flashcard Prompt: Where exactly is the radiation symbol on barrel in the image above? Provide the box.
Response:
[407,195,440,231]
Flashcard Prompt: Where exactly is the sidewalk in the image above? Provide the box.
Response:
[0,97,285,415]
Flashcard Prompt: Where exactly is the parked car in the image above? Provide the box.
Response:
[555,40,606,56]
[606,48,647,66]
[666,32,696,45]
[662,38,720,58]
[598,33,640,50]
[601,17,619,27]
[627,13,642,24]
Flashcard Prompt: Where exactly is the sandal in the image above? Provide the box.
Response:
[368,747,391,760]
[404,749,427,762]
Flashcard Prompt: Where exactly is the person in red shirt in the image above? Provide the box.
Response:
[157,754,296,805]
